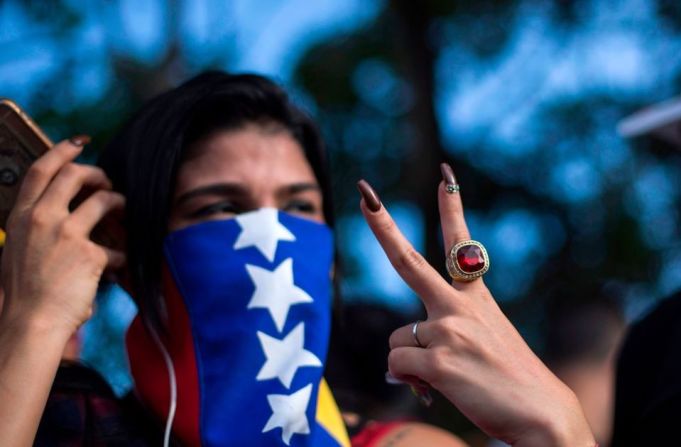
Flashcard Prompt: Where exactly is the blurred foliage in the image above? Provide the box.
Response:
[294,0,681,312]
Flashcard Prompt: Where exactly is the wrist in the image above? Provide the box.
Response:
[0,306,76,345]
[518,391,596,447]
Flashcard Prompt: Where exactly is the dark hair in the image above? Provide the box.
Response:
[98,71,334,328]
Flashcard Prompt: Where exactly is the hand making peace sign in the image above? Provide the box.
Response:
[357,164,597,447]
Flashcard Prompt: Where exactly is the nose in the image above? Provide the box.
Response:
[251,190,279,211]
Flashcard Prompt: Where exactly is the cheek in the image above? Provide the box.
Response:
[285,203,325,224]
[310,211,326,224]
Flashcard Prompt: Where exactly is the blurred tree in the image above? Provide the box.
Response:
[294,0,681,315]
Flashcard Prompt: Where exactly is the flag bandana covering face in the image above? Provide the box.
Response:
[126,208,350,447]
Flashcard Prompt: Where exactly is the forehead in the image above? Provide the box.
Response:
[176,124,317,189]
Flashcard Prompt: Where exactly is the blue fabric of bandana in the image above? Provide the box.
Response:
[163,209,340,446]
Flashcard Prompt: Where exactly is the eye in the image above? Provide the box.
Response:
[191,201,241,218]
[283,199,316,214]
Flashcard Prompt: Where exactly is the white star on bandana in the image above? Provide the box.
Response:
[262,384,313,445]
[234,208,295,262]
[256,322,322,388]
[246,259,313,332]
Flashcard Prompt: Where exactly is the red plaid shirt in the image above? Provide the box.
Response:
[35,362,162,447]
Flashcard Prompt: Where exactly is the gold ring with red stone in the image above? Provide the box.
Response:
[446,240,490,282]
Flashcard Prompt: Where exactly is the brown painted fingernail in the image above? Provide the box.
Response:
[357,179,382,212]
[69,134,91,146]
[440,162,456,186]
[440,163,460,194]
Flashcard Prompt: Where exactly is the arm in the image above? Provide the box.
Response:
[374,423,469,447]
[357,166,595,447]
[0,137,125,447]
[0,316,73,447]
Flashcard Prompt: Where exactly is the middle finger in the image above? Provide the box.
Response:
[439,163,471,257]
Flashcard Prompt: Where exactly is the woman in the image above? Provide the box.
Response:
[0,72,595,446]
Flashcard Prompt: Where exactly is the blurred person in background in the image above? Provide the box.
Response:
[611,289,681,446]
[609,99,681,447]
[0,71,598,446]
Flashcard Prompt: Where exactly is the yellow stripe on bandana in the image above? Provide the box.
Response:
[316,379,351,447]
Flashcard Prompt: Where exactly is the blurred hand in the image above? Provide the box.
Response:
[0,137,125,335]
[357,166,595,447]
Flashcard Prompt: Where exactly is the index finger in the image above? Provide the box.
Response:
[14,136,89,210]
[358,180,457,315]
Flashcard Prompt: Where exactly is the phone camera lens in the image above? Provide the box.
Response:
[0,167,18,186]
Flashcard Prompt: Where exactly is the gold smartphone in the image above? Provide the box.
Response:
[0,99,53,229]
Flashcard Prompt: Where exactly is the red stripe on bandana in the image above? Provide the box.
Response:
[126,265,201,446]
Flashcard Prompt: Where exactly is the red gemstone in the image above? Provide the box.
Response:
[456,245,485,273]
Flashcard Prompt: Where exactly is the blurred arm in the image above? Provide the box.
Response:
[374,422,469,447]
[0,315,71,447]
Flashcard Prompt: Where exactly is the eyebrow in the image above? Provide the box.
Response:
[285,182,321,195]
[175,183,247,206]
[175,182,321,206]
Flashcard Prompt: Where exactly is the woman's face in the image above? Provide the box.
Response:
[168,123,324,231]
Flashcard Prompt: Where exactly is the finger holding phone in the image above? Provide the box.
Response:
[1,136,125,333]
[357,165,596,447]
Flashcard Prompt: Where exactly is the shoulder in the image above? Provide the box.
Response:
[353,421,468,447]
[612,292,681,446]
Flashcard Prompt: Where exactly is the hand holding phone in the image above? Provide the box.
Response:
[0,137,126,331]
[0,99,124,251]
[0,100,126,331]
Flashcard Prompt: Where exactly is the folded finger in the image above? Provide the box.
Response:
[38,163,112,211]
[390,320,439,350]
[69,190,125,236]
[388,346,434,384]
[15,136,89,210]
[102,246,126,270]
[358,180,455,315]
